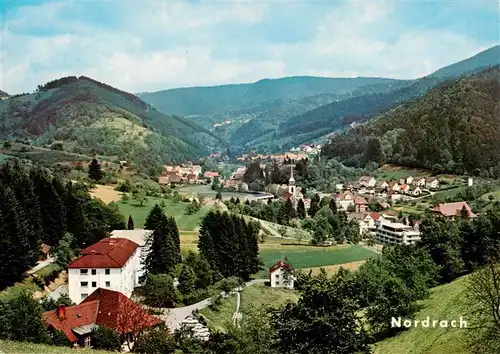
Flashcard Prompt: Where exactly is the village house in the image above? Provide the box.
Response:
[410,186,422,196]
[358,176,376,188]
[400,184,410,194]
[269,260,295,289]
[415,177,427,187]
[67,238,141,304]
[430,201,476,219]
[354,196,368,213]
[42,288,161,349]
[334,191,356,211]
[39,243,52,262]
[377,181,389,190]
[389,182,400,193]
[349,212,378,236]
[425,178,440,189]
[335,183,344,192]
[203,171,220,181]
[110,229,153,285]
[406,176,414,185]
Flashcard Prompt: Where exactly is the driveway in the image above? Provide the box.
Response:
[27,257,55,275]
[159,279,266,331]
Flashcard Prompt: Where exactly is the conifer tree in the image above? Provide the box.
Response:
[329,198,338,214]
[235,197,240,204]
[177,265,196,295]
[308,193,321,217]
[88,158,103,181]
[297,199,306,219]
[128,215,135,230]
[267,198,272,205]
[31,167,67,246]
[167,216,181,264]
[284,198,296,224]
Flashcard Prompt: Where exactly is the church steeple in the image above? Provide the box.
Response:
[288,165,296,195]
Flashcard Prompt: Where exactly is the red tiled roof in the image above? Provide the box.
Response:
[400,184,408,189]
[43,289,161,343]
[282,191,294,200]
[269,260,293,275]
[370,212,380,221]
[203,171,219,178]
[354,197,368,205]
[43,301,99,342]
[431,202,476,218]
[68,238,139,269]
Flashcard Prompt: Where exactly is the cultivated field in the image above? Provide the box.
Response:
[199,284,299,332]
[301,260,366,276]
[373,276,469,354]
[89,184,122,203]
[116,197,211,230]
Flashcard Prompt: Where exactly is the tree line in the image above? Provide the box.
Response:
[0,160,125,289]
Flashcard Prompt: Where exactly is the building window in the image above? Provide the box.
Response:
[91,269,97,275]
[81,293,88,300]
[80,269,88,275]
[84,335,91,347]
[80,281,88,288]
[275,281,280,286]
[275,274,279,279]
[92,282,97,288]
[105,281,110,287]
[105,269,110,275]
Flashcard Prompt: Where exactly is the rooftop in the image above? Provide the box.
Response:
[68,237,139,269]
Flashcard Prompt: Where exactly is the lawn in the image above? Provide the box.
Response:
[0,278,41,300]
[256,244,378,277]
[374,164,430,181]
[199,285,299,332]
[115,197,211,231]
[34,263,63,278]
[430,186,467,200]
[373,276,470,354]
[0,340,111,354]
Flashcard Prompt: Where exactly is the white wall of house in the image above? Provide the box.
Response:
[68,248,141,304]
[270,268,294,289]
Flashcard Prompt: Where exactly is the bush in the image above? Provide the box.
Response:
[90,325,122,351]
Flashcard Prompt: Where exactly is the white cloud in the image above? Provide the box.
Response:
[0,0,496,94]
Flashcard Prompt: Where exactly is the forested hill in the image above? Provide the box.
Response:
[322,66,500,177]
[0,76,223,174]
[429,45,500,79]
[138,76,402,116]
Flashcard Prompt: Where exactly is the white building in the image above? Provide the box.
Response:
[67,238,141,304]
[376,222,421,245]
[110,229,153,284]
[426,178,440,189]
[269,260,295,289]
[334,191,356,211]
[468,177,473,186]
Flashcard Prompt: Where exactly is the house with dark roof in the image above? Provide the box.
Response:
[67,238,140,304]
[43,288,161,349]
[430,201,476,219]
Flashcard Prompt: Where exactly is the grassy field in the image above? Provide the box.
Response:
[373,276,470,354]
[256,244,377,277]
[0,340,111,354]
[430,186,467,200]
[301,260,366,276]
[0,278,41,300]
[374,164,430,180]
[199,285,299,332]
[116,197,211,230]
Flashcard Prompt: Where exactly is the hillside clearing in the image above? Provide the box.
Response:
[373,276,469,354]
[256,244,377,277]
[89,184,122,204]
[199,285,299,332]
[116,197,211,230]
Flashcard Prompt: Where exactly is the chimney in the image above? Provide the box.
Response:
[57,304,66,320]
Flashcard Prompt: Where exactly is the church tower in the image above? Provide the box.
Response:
[288,166,296,196]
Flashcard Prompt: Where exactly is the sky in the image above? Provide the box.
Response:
[0,0,498,94]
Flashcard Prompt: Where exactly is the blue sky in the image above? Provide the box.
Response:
[0,0,498,94]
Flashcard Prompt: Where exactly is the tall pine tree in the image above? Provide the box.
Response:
[329,198,338,214]
[297,199,306,219]
[88,158,103,181]
[128,215,135,230]
[308,193,321,217]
